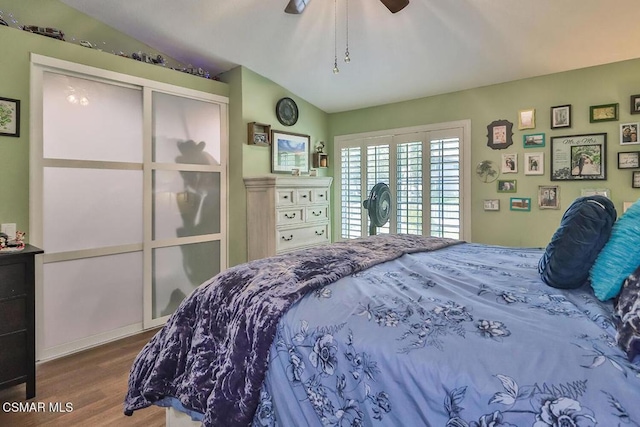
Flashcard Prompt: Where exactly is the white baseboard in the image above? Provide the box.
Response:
[37,322,144,362]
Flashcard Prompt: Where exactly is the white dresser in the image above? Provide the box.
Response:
[244,176,333,261]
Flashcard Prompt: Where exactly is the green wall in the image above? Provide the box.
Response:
[330,59,640,248]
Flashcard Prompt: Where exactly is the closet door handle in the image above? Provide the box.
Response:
[281,235,294,241]
[284,213,296,219]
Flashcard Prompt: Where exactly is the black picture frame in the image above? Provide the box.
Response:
[0,96,20,137]
[486,119,513,150]
[589,103,618,123]
[550,104,571,129]
[634,171,640,188]
[631,94,640,115]
[618,151,640,169]
[550,133,607,181]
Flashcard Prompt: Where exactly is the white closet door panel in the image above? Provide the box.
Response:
[42,252,143,349]
[42,72,143,163]
[153,170,221,240]
[152,241,220,319]
[152,92,221,165]
[43,168,143,253]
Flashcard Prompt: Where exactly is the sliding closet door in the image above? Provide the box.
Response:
[39,71,144,359]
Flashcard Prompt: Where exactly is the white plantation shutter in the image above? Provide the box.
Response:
[335,122,469,241]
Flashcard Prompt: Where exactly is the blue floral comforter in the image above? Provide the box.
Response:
[124,234,459,427]
[249,243,640,426]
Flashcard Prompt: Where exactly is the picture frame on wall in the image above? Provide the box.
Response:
[620,122,639,145]
[634,172,640,188]
[501,153,517,173]
[524,152,544,175]
[589,103,618,123]
[271,129,310,174]
[483,199,500,211]
[486,119,514,150]
[550,133,607,181]
[510,197,531,212]
[497,179,517,193]
[523,133,545,148]
[581,188,611,198]
[538,185,560,210]
[550,104,571,129]
[518,108,535,130]
[0,96,20,137]
[631,94,640,115]
[618,151,640,169]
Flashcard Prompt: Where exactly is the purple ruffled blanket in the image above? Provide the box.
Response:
[124,234,460,426]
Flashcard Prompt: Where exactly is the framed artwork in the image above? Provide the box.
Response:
[631,94,640,115]
[271,130,310,174]
[581,188,611,198]
[618,151,640,169]
[538,186,560,210]
[620,123,639,145]
[510,197,531,212]
[518,108,535,130]
[550,105,571,129]
[501,153,517,173]
[524,152,544,175]
[550,133,607,181]
[523,133,545,148]
[497,179,517,193]
[487,119,513,150]
[634,172,640,188]
[589,103,618,123]
[483,199,500,211]
[0,96,20,137]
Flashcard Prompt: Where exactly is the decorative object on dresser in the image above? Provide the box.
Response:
[244,176,332,261]
[247,122,271,146]
[0,245,43,399]
[312,141,328,168]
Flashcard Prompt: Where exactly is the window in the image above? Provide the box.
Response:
[334,122,470,241]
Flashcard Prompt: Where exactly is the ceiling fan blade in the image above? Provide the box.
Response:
[380,0,409,13]
[285,0,311,14]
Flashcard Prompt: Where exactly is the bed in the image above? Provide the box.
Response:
[124,219,640,426]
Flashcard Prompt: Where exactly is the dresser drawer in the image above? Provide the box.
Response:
[0,332,27,383]
[276,224,330,252]
[296,189,312,204]
[306,205,329,222]
[0,263,27,299]
[276,189,295,206]
[312,188,329,203]
[276,208,305,226]
[0,298,27,335]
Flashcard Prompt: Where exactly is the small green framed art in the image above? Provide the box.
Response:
[590,103,618,123]
[497,179,517,193]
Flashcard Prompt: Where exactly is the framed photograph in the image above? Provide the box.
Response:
[518,108,535,130]
[618,151,640,169]
[631,94,640,115]
[487,119,513,150]
[634,172,640,189]
[620,123,639,145]
[524,152,544,175]
[550,133,607,181]
[550,104,571,129]
[538,186,560,210]
[581,188,610,198]
[497,179,517,193]
[510,197,531,212]
[271,130,310,174]
[483,199,500,211]
[590,103,618,123]
[523,133,545,148]
[501,153,517,173]
[0,96,20,137]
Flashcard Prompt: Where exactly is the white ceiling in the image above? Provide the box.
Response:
[59,0,640,113]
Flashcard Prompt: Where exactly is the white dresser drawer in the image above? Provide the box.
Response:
[296,189,312,204]
[312,188,328,203]
[277,224,329,252]
[305,205,329,223]
[277,208,305,225]
[276,189,295,206]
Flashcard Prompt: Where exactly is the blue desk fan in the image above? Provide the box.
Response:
[362,182,392,236]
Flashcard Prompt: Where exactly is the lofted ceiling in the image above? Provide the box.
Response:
[59,0,640,113]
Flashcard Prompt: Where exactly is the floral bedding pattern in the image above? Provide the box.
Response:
[251,244,640,427]
[124,234,459,427]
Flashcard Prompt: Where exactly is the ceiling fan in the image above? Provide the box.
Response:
[285,0,409,14]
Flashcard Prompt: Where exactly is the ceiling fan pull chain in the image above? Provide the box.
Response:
[344,0,350,63]
[333,0,339,74]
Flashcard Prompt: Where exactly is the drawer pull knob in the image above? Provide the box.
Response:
[284,213,296,219]
[301,194,308,198]
[282,235,294,241]
[319,194,324,198]
[315,230,325,236]
[283,195,289,199]
[312,211,322,216]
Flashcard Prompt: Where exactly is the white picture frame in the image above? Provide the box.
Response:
[524,152,544,175]
[483,199,500,211]
[581,188,611,199]
[501,153,518,174]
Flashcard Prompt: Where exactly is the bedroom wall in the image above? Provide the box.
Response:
[0,2,228,246]
[329,58,640,248]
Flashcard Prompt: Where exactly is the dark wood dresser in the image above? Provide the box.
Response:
[0,245,43,399]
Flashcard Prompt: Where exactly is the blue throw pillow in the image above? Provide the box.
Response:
[538,196,617,289]
[590,199,640,301]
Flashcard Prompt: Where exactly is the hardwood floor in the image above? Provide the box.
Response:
[0,329,165,426]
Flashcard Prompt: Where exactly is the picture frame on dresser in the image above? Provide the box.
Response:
[271,130,310,174]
